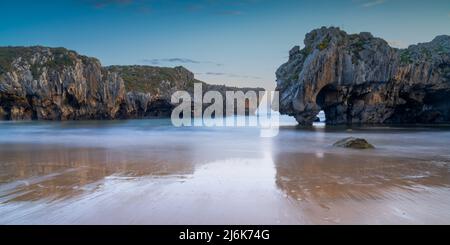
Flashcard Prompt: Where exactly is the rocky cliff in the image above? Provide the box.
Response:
[0,47,125,120]
[276,27,450,125]
[107,65,264,118]
[0,47,263,120]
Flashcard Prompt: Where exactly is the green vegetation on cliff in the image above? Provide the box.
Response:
[0,47,78,77]
[107,65,196,95]
[0,47,34,74]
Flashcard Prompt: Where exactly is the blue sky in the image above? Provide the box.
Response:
[0,0,449,89]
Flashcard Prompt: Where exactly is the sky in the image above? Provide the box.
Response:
[0,0,449,90]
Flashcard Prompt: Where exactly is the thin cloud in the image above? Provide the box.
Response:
[88,0,134,9]
[216,10,244,16]
[86,0,152,13]
[361,0,387,8]
[88,0,262,15]
[142,58,223,67]
[204,72,227,76]
[198,72,262,80]
[186,4,204,12]
[185,0,265,15]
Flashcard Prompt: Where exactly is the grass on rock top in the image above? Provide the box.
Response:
[107,66,196,94]
[0,47,77,76]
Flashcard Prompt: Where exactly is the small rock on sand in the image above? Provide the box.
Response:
[333,137,375,149]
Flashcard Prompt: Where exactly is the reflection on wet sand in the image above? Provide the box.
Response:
[0,144,197,202]
[273,152,450,224]
[275,153,450,202]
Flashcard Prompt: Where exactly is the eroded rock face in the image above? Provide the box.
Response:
[0,47,265,121]
[276,27,450,125]
[108,65,265,118]
[0,47,126,120]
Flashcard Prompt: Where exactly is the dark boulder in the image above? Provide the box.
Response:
[333,137,375,149]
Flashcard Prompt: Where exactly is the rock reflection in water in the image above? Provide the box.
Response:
[273,152,450,224]
[274,153,450,202]
[0,144,197,202]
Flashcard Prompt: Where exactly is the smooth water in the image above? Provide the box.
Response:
[0,118,450,224]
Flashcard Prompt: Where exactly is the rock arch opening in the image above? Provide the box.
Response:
[314,110,326,123]
[314,84,344,125]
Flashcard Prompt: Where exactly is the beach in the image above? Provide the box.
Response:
[0,119,449,224]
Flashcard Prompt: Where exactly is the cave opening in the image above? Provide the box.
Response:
[314,84,341,125]
[315,110,326,123]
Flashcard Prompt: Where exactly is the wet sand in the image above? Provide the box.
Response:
[0,120,449,224]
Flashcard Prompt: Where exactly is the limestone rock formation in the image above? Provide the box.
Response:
[0,47,126,120]
[0,47,264,120]
[276,27,450,125]
[108,65,265,118]
[107,65,195,118]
